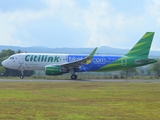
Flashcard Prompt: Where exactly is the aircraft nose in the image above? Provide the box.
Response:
[2,60,8,68]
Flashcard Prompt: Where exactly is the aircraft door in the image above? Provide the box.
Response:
[19,55,24,70]
[121,57,127,66]
[19,55,24,64]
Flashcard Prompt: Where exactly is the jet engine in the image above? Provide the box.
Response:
[45,65,62,75]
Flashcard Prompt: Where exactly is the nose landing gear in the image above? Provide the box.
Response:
[20,70,24,79]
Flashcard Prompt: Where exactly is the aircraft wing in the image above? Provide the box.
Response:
[55,47,97,70]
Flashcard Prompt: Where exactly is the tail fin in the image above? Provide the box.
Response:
[125,32,154,58]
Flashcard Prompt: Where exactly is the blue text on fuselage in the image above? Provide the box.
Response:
[68,55,120,64]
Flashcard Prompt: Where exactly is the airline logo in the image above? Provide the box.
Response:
[25,55,60,62]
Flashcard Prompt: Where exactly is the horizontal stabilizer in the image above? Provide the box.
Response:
[135,58,157,65]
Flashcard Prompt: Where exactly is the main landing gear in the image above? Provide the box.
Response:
[69,69,77,80]
[20,70,24,79]
[71,74,77,80]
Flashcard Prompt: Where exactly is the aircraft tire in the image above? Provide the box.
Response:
[71,74,77,80]
[20,75,24,79]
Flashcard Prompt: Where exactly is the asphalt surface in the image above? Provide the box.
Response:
[0,79,160,83]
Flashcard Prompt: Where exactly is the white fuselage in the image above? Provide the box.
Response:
[2,53,70,71]
[2,52,122,73]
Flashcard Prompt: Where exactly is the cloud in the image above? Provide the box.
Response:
[0,0,159,50]
[81,0,147,48]
[0,5,50,46]
[149,0,160,27]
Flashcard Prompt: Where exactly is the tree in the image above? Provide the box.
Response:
[0,49,15,57]
[121,67,137,77]
[16,50,22,53]
[0,66,6,74]
[150,59,160,77]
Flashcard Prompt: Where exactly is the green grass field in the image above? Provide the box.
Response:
[0,82,160,120]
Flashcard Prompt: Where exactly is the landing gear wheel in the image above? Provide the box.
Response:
[71,74,77,80]
[20,75,24,79]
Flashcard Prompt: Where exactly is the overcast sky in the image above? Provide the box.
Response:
[0,0,160,50]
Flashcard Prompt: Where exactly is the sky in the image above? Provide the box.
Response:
[0,0,160,50]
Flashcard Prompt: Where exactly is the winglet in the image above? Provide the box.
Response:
[86,47,98,64]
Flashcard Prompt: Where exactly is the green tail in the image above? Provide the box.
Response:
[97,32,156,72]
[125,32,154,58]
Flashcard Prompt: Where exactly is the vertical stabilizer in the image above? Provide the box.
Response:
[125,32,154,58]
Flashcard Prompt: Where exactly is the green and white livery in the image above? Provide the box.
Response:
[2,32,157,79]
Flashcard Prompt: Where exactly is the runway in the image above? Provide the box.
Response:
[0,79,160,83]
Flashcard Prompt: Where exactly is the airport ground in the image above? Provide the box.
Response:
[0,78,160,120]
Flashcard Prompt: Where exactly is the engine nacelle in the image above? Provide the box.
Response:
[45,66,62,75]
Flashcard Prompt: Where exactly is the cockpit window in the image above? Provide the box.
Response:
[9,57,14,60]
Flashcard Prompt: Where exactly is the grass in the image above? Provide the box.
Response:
[0,82,160,120]
[0,74,159,80]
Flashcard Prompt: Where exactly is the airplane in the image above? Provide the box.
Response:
[2,32,157,80]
